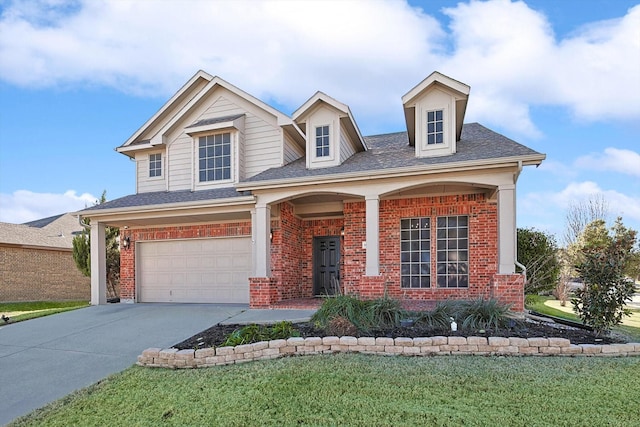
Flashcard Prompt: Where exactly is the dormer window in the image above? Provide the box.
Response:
[149,153,162,177]
[315,125,330,157]
[427,110,444,145]
[199,133,231,182]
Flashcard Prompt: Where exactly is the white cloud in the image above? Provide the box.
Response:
[575,147,640,177]
[0,0,638,136]
[0,190,98,224]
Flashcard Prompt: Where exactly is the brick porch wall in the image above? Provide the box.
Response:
[0,246,90,302]
[119,222,252,301]
[339,194,523,309]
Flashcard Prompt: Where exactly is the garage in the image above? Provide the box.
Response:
[137,237,252,303]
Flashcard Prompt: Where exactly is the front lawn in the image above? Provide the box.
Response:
[0,301,89,323]
[10,354,640,426]
[526,295,640,342]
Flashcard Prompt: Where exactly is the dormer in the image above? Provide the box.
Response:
[293,92,366,169]
[402,72,470,158]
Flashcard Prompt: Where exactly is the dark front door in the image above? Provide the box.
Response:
[313,236,341,296]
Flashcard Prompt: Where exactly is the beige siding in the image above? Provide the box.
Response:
[284,131,304,164]
[136,153,166,193]
[167,134,193,191]
[339,122,357,163]
[160,90,283,190]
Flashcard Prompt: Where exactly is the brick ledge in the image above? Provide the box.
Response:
[137,337,640,369]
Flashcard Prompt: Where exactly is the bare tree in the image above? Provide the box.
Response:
[563,194,609,247]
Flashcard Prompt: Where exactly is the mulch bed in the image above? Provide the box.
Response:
[173,318,628,350]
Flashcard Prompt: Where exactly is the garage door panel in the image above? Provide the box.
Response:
[138,237,251,303]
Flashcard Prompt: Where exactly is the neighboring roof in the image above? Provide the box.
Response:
[0,213,84,249]
[79,188,254,213]
[242,123,544,184]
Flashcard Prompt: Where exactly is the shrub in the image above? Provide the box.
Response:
[414,300,463,329]
[222,321,299,346]
[311,295,372,331]
[367,297,406,329]
[459,298,513,330]
[326,316,359,336]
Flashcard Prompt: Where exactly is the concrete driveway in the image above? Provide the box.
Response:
[0,303,316,425]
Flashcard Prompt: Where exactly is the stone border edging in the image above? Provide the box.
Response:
[137,336,640,369]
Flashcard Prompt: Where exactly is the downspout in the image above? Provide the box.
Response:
[514,160,526,282]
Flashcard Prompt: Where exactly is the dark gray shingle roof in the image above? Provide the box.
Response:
[246,123,542,182]
[82,188,252,212]
[86,123,541,213]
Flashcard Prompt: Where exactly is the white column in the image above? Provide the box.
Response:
[90,222,107,305]
[497,184,516,274]
[365,195,380,276]
[254,204,271,277]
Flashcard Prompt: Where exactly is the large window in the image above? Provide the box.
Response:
[436,215,469,288]
[149,153,162,177]
[315,125,330,157]
[427,110,444,145]
[199,133,231,182]
[400,217,431,288]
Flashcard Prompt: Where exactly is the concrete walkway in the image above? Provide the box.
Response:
[0,303,316,426]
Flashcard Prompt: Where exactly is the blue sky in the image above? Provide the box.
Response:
[0,0,638,243]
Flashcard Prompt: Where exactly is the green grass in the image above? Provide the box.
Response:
[0,301,89,323]
[10,354,640,426]
[526,295,640,342]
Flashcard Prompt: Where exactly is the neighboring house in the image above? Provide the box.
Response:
[0,213,90,302]
[79,71,545,310]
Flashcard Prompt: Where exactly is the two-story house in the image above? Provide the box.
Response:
[79,70,545,311]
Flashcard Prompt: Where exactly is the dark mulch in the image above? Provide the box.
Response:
[173,318,627,350]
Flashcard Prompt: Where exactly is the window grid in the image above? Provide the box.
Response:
[315,125,330,157]
[198,133,231,182]
[400,217,431,289]
[436,215,469,288]
[427,110,444,145]
[149,153,162,177]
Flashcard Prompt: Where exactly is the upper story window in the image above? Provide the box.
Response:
[315,125,330,157]
[427,110,444,145]
[198,133,231,182]
[149,153,162,177]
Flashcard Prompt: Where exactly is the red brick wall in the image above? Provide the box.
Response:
[0,246,90,302]
[120,222,251,301]
[375,194,498,301]
[269,202,344,302]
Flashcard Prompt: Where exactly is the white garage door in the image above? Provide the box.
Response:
[138,237,252,303]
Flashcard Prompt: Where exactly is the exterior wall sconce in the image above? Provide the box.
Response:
[340,227,345,237]
[122,236,131,250]
[269,230,273,242]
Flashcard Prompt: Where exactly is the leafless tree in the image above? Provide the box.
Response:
[563,194,609,247]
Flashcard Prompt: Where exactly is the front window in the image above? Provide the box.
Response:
[436,215,469,288]
[315,125,330,157]
[199,133,231,182]
[427,110,443,145]
[400,217,431,288]
[149,153,162,177]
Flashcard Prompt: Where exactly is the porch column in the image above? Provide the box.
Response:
[90,221,107,305]
[365,195,380,276]
[497,184,516,274]
[253,204,271,277]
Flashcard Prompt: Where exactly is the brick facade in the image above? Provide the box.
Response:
[0,246,90,302]
[121,194,524,311]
